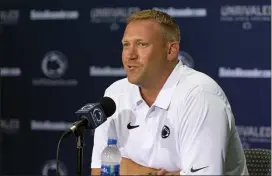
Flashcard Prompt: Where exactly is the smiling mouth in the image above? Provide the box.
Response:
[128,66,138,69]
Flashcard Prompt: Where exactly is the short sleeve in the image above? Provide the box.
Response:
[178,91,233,175]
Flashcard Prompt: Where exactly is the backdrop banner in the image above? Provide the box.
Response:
[0,0,270,175]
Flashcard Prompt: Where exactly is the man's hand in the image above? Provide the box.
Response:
[91,168,100,175]
[156,169,180,175]
[120,157,158,175]
[120,157,181,175]
[91,158,181,175]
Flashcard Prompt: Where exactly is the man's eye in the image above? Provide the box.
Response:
[137,42,148,47]
[122,43,129,48]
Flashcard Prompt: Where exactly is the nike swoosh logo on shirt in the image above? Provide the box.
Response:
[190,166,208,172]
[127,122,139,129]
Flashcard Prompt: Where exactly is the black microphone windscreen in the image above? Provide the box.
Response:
[100,97,116,117]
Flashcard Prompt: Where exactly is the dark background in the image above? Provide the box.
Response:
[0,0,270,175]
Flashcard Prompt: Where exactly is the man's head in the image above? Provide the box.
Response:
[121,9,180,87]
[127,9,181,44]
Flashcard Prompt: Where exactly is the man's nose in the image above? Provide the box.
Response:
[127,46,138,60]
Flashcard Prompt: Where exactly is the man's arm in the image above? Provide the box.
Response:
[91,157,158,176]
[120,157,181,175]
[91,168,100,176]
[177,91,241,175]
[120,157,159,175]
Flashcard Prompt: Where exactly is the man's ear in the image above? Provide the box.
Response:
[167,42,179,61]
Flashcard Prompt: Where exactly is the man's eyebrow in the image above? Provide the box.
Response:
[121,39,146,43]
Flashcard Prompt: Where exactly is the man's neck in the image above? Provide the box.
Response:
[139,61,178,107]
[139,87,160,107]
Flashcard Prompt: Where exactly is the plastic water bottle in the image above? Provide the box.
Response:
[100,138,121,176]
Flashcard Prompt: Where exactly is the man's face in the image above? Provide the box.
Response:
[121,19,168,86]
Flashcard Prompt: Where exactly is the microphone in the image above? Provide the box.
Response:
[64,96,116,137]
[56,97,116,176]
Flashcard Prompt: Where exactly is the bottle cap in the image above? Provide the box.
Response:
[108,138,117,145]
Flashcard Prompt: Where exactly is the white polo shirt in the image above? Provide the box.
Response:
[91,61,248,175]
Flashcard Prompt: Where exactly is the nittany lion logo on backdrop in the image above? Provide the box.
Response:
[42,160,68,176]
[42,51,68,79]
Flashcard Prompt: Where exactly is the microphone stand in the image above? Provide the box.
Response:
[74,126,85,176]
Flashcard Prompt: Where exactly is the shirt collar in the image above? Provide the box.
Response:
[131,84,143,108]
[130,61,183,110]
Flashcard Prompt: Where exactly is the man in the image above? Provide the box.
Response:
[91,9,248,175]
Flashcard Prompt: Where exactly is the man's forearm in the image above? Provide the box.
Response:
[91,159,180,175]
[90,159,156,176]
[120,157,159,175]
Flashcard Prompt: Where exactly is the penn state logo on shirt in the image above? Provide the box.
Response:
[161,125,170,138]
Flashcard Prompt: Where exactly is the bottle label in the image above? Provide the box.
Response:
[101,164,120,176]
